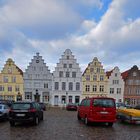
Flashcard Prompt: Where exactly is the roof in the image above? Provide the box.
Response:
[106,70,113,78]
[121,70,129,80]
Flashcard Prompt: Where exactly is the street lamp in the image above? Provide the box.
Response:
[66,92,68,105]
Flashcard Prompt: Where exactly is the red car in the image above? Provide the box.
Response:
[66,103,77,111]
[77,97,116,126]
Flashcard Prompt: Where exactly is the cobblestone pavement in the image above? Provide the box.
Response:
[0,108,140,140]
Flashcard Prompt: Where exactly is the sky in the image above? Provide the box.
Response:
[0,0,140,73]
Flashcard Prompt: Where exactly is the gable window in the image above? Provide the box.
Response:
[115,73,117,77]
[36,60,39,63]
[133,72,137,77]
[12,76,16,83]
[72,72,76,78]
[59,71,63,77]
[86,75,90,81]
[69,64,72,68]
[100,75,104,81]
[66,72,70,77]
[93,75,97,81]
[3,76,8,83]
[64,64,67,68]
[67,56,69,59]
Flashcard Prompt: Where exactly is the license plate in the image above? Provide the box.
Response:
[100,111,108,114]
[16,114,25,117]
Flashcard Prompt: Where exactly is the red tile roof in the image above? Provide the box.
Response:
[121,70,129,80]
[106,70,113,78]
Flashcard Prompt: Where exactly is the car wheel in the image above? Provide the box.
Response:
[108,122,113,126]
[41,114,43,121]
[77,113,81,120]
[10,121,15,127]
[34,117,39,125]
[85,117,90,125]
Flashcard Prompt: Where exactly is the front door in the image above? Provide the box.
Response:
[54,96,59,106]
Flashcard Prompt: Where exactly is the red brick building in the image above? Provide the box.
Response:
[121,65,140,106]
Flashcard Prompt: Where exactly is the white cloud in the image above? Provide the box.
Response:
[0,0,140,73]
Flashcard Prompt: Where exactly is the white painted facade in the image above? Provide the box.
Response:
[51,49,82,106]
[107,67,124,103]
[23,53,52,103]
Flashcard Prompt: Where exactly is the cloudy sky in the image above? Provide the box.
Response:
[0,0,140,73]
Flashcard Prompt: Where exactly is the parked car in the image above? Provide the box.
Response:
[116,102,126,109]
[66,103,77,111]
[0,104,10,120]
[134,105,140,110]
[77,97,116,126]
[39,102,46,111]
[117,108,140,124]
[0,100,14,107]
[9,101,43,126]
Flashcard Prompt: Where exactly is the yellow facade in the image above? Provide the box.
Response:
[82,57,108,99]
[0,58,23,101]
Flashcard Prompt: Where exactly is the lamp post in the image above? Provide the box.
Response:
[66,92,68,105]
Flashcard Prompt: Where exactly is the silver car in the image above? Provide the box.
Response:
[0,104,10,120]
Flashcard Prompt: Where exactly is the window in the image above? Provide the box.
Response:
[64,64,67,68]
[0,86,4,91]
[3,76,8,83]
[117,88,121,94]
[62,82,66,90]
[36,60,39,63]
[59,71,63,77]
[90,68,94,72]
[113,80,119,84]
[100,85,104,92]
[36,74,40,78]
[34,82,40,88]
[67,56,69,59]
[110,88,114,94]
[72,72,76,78]
[55,82,59,90]
[8,86,12,91]
[15,85,20,92]
[100,75,104,81]
[85,85,90,92]
[66,72,70,77]
[115,73,117,77]
[133,72,137,77]
[86,75,90,81]
[93,75,97,81]
[76,82,80,91]
[97,68,100,73]
[69,82,73,90]
[93,85,97,92]
[8,68,12,74]
[75,96,80,103]
[69,64,72,68]
[12,76,16,83]
[44,83,48,88]
[93,99,115,107]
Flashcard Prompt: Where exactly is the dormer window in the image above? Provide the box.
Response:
[36,60,39,63]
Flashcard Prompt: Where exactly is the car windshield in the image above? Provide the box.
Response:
[12,103,31,110]
[93,99,115,108]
